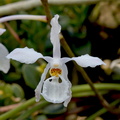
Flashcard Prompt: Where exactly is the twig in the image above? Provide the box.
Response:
[4,22,22,44]
[0,98,36,120]
[41,0,52,25]
[0,103,21,113]
[86,99,120,120]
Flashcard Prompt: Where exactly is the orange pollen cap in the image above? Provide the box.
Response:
[49,68,62,77]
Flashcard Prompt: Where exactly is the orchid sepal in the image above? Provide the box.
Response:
[35,63,50,102]
[72,54,106,68]
[6,47,44,64]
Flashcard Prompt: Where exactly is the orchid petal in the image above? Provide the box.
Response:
[43,56,53,63]
[41,76,70,105]
[61,64,72,107]
[50,14,61,45]
[72,54,105,67]
[50,14,61,58]
[0,43,10,73]
[7,47,43,64]
[0,28,6,35]
[35,63,50,102]
[61,64,71,87]
[61,57,71,64]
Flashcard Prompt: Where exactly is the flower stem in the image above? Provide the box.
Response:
[60,35,75,57]
[72,83,120,93]
[0,97,36,120]
[41,0,52,25]
[0,15,47,23]
[73,90,108,97]
[72,83,120,97]
[16,101,49,120]
[86,99,120,120]
[4,22,23,44]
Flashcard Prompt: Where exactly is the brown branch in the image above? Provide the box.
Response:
[0,103,21,113]
[4,22,25,46]
[41,0,52,25]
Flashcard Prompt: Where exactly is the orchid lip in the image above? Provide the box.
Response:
[41,76,70,104]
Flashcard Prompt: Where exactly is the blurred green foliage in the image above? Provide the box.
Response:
[0,0,120,120]
[22,64,41,89]
[0,81,24,106]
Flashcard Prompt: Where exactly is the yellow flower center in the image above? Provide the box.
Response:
[49,68,62,77]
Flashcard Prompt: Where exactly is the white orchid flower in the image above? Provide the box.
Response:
[0,29,10,73]
[6,14,105,107]
[0,28,6,35]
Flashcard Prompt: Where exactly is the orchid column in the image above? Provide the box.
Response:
[7,14,105,107]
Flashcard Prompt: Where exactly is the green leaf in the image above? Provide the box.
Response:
[4,84,13,98]
[43,104,67,115]
[0,82,13,99]
[5,72,21,82]
[22,64,41,89]
[36,115,47,120]
[11,83,25,99]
